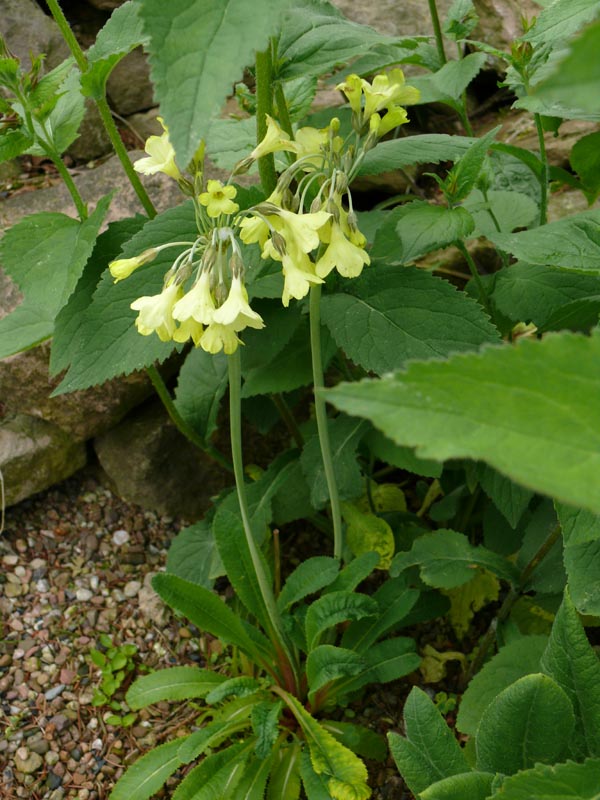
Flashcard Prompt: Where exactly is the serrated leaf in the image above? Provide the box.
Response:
[140,0,290,167]
[174,349,228,443]
[321,721,387,762]
[476,673,575,774]
[541,587,600,758]
[206,676,261,705]
[388,687,469,797]
[443,568,499,639]
[456,635,549,736]
[28,68,85,155]
[126,666,226,709]
[321,266,500,376]
[0,127,33,163]
[0,195,111,359]
[494,757,600,800]
[178,718,247,763]
[556,503,600,615]
[277,557,340,613]
[325,333,600,514]
[342,577,419,652]
[390,529,518,588]
[171,743,248,800]
[166,519,223,588]
[420,772,495,800]
[523,0,600,44]
[341,502,395,570]
[358,133,475,177]
[109,736,188,800]
[235,752,276,800]
[306,645,366,700]
[462,189,539,237]
[475,463,533,528]
[304,591,378,650]
[251,701,281,759]
[446,127,499,203]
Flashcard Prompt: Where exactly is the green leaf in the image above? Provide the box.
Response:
[410,51,487,104]
[475,464,533,528]
[325,333,600,514]
[268,742,301,800]
[178,716,250,762]
[205,116,257,171]
[388,687,470,797]
[235,752,276,800]
[539,295,600,334]
[462,189,539,237]
[0,196,111,359]
[420,772,495,800]
[306,646,366,700]
[174,349,228,443]
[365,429,442,478]
[166,519,223,588]
[171,743,248,800]
[541,588,600,758]
[456,635,548,736]
[342,577,419,652]
[55,202,197,393]
[304,591,378,651]
[371,202,474,264]
[152,574,272,667]
[325,552,380,594]
[0,127,33,163]
[29,69,85,155]
[140,0,290,167]
[251,701,281,759]
[445,127,499,203]
[109,736,188,800]
[126,666,226,709]
[338,637,420,695]
[358,133,475,177]
[282,692,371,800]
[476,673,575,774]
[493,757,600,800]
[300,415,368,510]
[320,721,387,762]
[523,0,600,44]
[556,503,600,615]
[489,209,600,274]
[206,676,262,705]
[277,557,340,613]
[321,266,500,376]
[517,500,565,594]
[571,131,600,202]
[300,747,335,800]
[390,530,518,588]
[341,502,395,570]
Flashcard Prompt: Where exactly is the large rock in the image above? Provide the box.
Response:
[67,100,113,162]
[107,49,155,116]
[0,414,86,506]
[2,0,69,70]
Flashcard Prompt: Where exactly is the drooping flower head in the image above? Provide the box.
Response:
[133,117,182,180]
[130,281,182,341]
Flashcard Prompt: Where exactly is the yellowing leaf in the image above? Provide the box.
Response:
[358,483,407,514]
[442,569,500,639]
[341,502,395,569]
[420,645,466,683]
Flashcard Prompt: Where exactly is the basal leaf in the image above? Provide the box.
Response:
[324,552,380,595]
[443,568,499,639]
[235,751,276,800]
[321,266,500,376]
[494,757,600,800]
[251,701,282,759]
[306,645,366,700]
[320,721,387,762]
[109,736,188,800]
[171,743,248,800]
[338,637,420,695]
[325,333,600,514]
[475,463,533,528]
[206,676,262,705]
[517,499,565,594]
[174,349,228,443]
[556,503,600,615]
[140,0,290,166]
[304,591,378,651]
[342,577,419,652]
[365,429,442,478]
[420,772,495,800]
[268,742,302,800]
[277,557,340,613]
[126,667,226,709]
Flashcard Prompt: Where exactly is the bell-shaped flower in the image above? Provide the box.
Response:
[133,117,181,180]
[130,281,182,341]
[336,74,363,114]
[238,213,270,248]
[200,322,241,354]
[371,105,410,139]
[293,123,342,169]
[109,248,157,282]
[281,249,324,306]
[315,221,370,279]
[173,317,204,346]
[212,276,265,332]
[172,271,216,325]
[270,208,331,256]
[361,69,420,119]
[250,115,299,160]
[198,180,239,218]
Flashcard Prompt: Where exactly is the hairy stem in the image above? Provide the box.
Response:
[534,113,549,225]
[310,284,344,560]
[255,46,278,195]
[428,0,447,65]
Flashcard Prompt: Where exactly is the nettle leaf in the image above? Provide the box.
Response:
[390,529,518,588]
[325,333,600,514]
[300,415,368,510]
[491,262,600,327]
[0,196,111,360]
[571,131,600,202]
[410,51,487,105]
[522,0,600,45]
[140,0,289,167]
[277,557,340,613]
[109,736,189,800]
[457,635,549,736]
[388,687,470,797]
[341,502,395,570]
[358,133,475,177]
[420,772,495,800]
[541,588,600,758]
[371,202,474,265]
[463,189,538,237]
[306,646,366,700]
[539,295,600,334]
[174,349,228,443]
[126,666,226,709]
[494,758,600,800]
[556,503,600,615]
[475,463,533,528]
[304,591,378,651]
[489,209,600,274]
[55,201,197,394]
[321,266,499,376]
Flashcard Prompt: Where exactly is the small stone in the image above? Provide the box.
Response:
[49,789,65,800]
[14,566,26,578]
[2,555,18,566]
[44,684,66,701]
[49,714,69,732]
[123,580,141,598]
[45,751,59,767]
[30,558,47,571]
[89,575,99,591]
[46,771,63,790]
[28,739,49,756]
[112,529,130,546]
[76,588,93,602]
[4,582,23,598]
[90,738,103,751]
[35,579,50,593]
[14,749,43,774]
[71,747,83,762]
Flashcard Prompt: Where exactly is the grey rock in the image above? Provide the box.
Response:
[14,748,43,775]
[44,684,66,701]
[107,49,155,116]
[125,108,162,144]
[1,0,69,71]
[0,415,86,507]
[67,99,113,163]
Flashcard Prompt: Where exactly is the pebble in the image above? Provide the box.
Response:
[76,588,93,602]
[44,684,66,701]
[47,771,63,790]
[35,579,50,593]
[112,529,130,546]
[123,580,142,598]
[4,583,23,598]
[14,748,43,774]
[2,554,19,566]
[45,751,59,766]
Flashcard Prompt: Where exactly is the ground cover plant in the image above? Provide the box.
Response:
[0,0,599,798]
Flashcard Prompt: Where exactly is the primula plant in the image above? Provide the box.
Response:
[1,0,600,798]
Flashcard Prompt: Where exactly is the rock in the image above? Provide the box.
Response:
[0,415,86,507]
[497,113,599,170]
[44,684,66,701]
[1,0,69,71]
[14,748,43,774]
[94,400,229,519]
[112,529,129,546]
[75,588,93,602]
[125,108,162,143]
[107,49,155,116]
[123,580,141,598]
[67,100,113,163]
[138,572,169,625]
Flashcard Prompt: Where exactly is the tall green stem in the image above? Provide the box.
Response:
[534,113,549,225]
[309,284,344,560]
[45,0,157,218]
[428,0,447,65]
[255,46,278,195]
[48,150,88,220]
[455,240,493,320]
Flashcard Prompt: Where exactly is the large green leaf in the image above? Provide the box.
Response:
[268,742,302,800]
[0,196,111,359]
[420,772,495,800]
[456,635,549,736]
[277,557,340,612]
[171,743,248,800]
[342,577,419,652]
[140,0,290,167]
[541,588,600,758]
[174,349,228,443]
[492,758,600,800]
[235,751,277,800]
[475,673,575,775]
[321,266,500,376]
[409,52,487,105]
[556,503,600,615]
[126,666,226,709]
[462,190,539,237]
[475,464,533,528]
[109,736,188,800]
[325,332,600,514]
[337,637,420,695]
[359,134,475,177]
[306,645,366,700]
[388,687,470,797]
[304,591,378,651]
[522,0,600,44]
[165,519,223,588]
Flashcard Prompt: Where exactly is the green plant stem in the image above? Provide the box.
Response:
[465,521,562,683]
[272,394,304,448]
[309,284,343,560]
[255,46,278,195]
[228,350,298,688]
[146,365,233,472]
[274,81,295,140]
[45,0,157,218]
[534,113,549,225]
[455,240,493,319]
[49,151,88,219]
[428,0,447,65]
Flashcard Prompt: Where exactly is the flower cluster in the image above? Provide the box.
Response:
[112,70,417,353]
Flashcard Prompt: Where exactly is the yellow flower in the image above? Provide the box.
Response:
[130,281,182,341]
[198,180,239,218]
[250,115,298,160]
[212,276,265,331]
[370,105,410,138]
[109,248,157,282]
[336,74,363,114]
[315,221,370,279]
[270,208,331,255]
[361,69,420,119]
[200,323,241,354]
[173,317,204,346]
[281,249,324,306]
[133,117,181,180]
[172,271,216,325]
[239,213,270,248]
